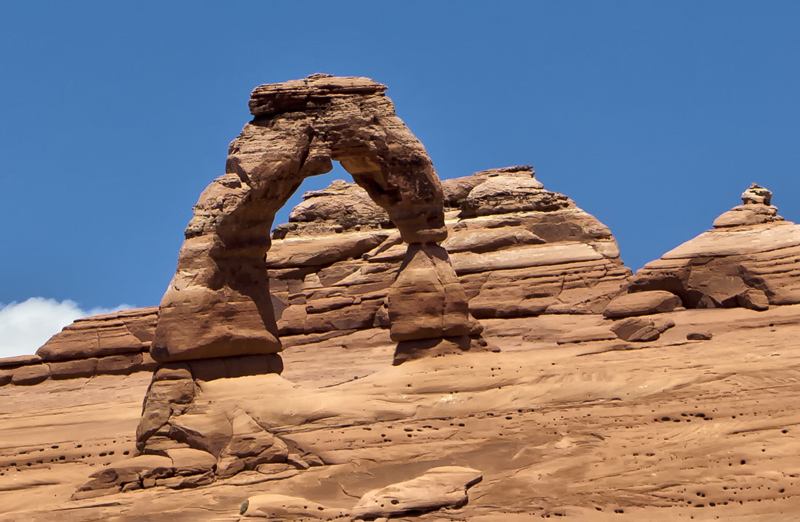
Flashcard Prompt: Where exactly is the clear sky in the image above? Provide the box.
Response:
[2,2,800,356]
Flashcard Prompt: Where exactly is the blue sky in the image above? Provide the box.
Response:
[2,2,800,355]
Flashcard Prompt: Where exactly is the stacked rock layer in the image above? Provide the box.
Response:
[0,307,158,387]
[269,165,631,351]
[152,74,479,365]
[629,184,800,309]
[133,74,488,464]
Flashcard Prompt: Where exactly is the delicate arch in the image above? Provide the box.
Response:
[151,75,476,363]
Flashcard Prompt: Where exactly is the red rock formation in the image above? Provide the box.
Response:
[37,307,156,362]
[152,74,476,364]
[267,166,630,353]
[131,75,487,471]
[0,308,159,388]
[630,184,800,309]
[450,166,630,317]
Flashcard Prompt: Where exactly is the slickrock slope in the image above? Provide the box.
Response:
[4,306,800,520]
[630,183,800,309]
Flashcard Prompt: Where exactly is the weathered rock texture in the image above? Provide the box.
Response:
[37,307,157,362]
[0,308,158,388]
[452,166,630,318]
[603,290,682,319]
[8,305,800,521]
[240,493,348,519]
[133,75,487,462]
[630,184,800,309]
[352,466,482,519]
[268,166,630,354]
[152,74,475,365]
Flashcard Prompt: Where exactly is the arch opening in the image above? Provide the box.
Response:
[149,75,481,365]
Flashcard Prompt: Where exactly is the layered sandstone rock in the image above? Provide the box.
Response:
[630,184,800,309]
[603,290,682,319]
[152,74,475,365]
[0,308,158,388]
[134,74,484,462]
[37,307,157,362]
[451,166,630,317]
[268,166,630,349]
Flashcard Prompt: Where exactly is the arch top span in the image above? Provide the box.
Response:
[226,74,447,245]
[150,74,482,364]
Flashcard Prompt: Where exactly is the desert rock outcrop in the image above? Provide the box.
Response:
[37,306,157,362]
[452,166,630,318]
[352,466,482,519]
[268,166,630,355]
[9,74,800,522]
[0,308,158,388]
[630,183,800,309]
[152,74,476,365]
[134,75,487,465]
[603,290,682,318]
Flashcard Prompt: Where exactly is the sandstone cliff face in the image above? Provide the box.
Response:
[629,184,800,309]
[269,166,630,351]
[4,165,630,387]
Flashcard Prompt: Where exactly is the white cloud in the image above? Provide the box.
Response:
[0,298,132,359]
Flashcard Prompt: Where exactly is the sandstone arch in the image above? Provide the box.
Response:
[151,74,479,364]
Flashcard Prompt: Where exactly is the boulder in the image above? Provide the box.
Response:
[737,289,770,311]
[687,331,713,341]
[11,364,50,385]
[603,291,682,318]
[610,318,661,342]
[352,466,482,519]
